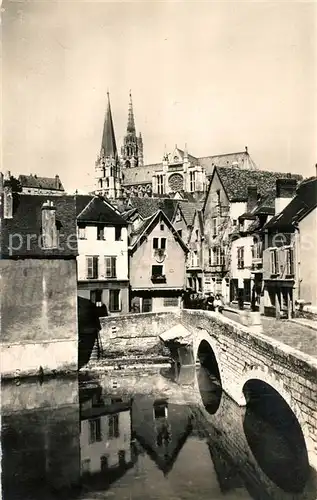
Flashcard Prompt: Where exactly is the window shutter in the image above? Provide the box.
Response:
[93,257,98,278]
[161,238,166,250]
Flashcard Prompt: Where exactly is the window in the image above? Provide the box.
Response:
[153,237,166,250]
[163,297,178,307]
[100,456,108,471]
[90,289,102,304]
[188,277,193,289]
[160,223,164,231]
[208,248,212,266]
[86,256,99,279]
[195,229,199,242]
[89,418,101,444]
[109,290,120,312]
[212,217,217,238]
[157,175,164,195]
[115,226,122,241]
[97,226,105,240]
[197,277,202,292]
[142,296,152,312]
[98,179,102,188]
[108,414,119,438]
[237,247,244,269]
[118,450,126,465]
[270,249,278,275]
[78,226,86,239]
[105,256,116,278]
[190,171,196,192]
[213,247,224,266]
[232,219,237,227]
[152,265,163,277]
[286,247,294,275]
[154,402,168,419]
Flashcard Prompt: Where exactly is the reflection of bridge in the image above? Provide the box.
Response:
[100,309,317,472]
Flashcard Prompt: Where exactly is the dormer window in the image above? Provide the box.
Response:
[78,226,86,240]
[174,155,179,162]
[97,226,105,240]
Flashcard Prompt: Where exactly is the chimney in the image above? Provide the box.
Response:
[275,178,298,215]
[41,200,57,249]
[3,171,13,219]
[55,174,60,189]
[245,146,248,154]
[247,186,258,213]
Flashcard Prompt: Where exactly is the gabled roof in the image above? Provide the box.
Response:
[204,167,303,208]
[263,177,317,232]
[1,194,77,258]
[19,174,64,192]
[122,197,178,221]
[188,209,204,243]
[123,164,162,185]
[76,195,127,225]
[129,210,189,254]
[178,200,203,226]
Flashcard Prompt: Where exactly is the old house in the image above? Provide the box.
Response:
[186,209,205,293]
[18,174,65,195]
[129,210,189,313]
[80,386,136,480]
[76,195,129,315]
[203,166,302,303]
[262,177,317,318]
[0,171,78,377]
[131,396,193,475]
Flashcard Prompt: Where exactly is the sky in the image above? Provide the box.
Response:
[2,0,316,193]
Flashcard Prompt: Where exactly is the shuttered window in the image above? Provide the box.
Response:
[86,256,99,279]
[105,257,116,278]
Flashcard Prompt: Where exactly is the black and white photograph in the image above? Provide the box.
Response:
[1,0,317,499]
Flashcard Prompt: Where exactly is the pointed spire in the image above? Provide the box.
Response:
[127,91,136,135]
[100,92,117,159]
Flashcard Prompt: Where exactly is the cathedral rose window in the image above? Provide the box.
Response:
[168,173,184,192]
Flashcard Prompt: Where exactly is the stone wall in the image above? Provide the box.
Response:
[99,311,181,355]
[180,309,317,470]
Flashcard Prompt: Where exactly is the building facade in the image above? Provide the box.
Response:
[0,174,78,377]
[76,195,129,315]
[186,209,204,293]
[129,210,188,313]
[18,174,65,195]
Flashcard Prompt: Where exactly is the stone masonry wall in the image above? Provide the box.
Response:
[180,309,317,469]
[99,311,181,356]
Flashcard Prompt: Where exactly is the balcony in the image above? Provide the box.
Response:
[209,264,226,274]
[151,274,166,284]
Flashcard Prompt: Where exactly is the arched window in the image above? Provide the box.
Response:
[99,179,103,188]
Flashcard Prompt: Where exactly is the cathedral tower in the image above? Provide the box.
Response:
[95,92,122,199]
[121,92,143,168]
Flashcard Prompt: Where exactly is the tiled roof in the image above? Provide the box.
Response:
[19,174,65,191]
[1,194,77,258]
[122,150,258,186]
[215,167,303,202]
[123,164,162,185]
[76,195,127,225]
[264,177,317,231]
[123,197,178,221]
[200,151,257,175]
[178,200,203,226]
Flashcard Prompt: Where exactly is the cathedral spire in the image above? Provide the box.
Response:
[101,92,117,159]
[127,91,136,135]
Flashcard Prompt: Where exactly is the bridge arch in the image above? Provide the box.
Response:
[193,330,223,415]
[238,365,315,469]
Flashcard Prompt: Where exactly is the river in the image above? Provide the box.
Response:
[1,368,316,500]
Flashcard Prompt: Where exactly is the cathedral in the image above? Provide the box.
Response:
[94,93,258,200]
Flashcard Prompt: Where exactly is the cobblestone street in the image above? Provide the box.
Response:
[223,310,317,358]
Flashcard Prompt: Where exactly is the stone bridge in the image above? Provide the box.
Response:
[100,309,317,471]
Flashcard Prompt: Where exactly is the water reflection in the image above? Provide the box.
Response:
[1,373,316,500]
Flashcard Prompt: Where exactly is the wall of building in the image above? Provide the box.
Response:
[77,226,128,281]
[1,258,78,377]
[298,209,317,307]
[21,187,64,195]
[129,219,186,291]
[80,410,131,474]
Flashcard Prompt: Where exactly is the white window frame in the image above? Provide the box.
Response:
[86,256,99,279]
[104,256,117,278]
